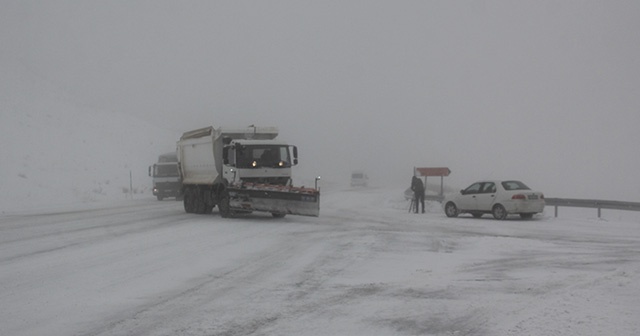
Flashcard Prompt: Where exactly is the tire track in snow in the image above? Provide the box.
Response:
[0,203,191,264]
[85,224,330,336]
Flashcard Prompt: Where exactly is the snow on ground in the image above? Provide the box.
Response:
[1,186,639,336]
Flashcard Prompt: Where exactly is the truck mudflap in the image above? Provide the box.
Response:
[227,183,320,217]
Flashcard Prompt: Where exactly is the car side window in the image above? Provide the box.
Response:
[482,182,496,193]
[464,183,482,195]
[502,180,530,191]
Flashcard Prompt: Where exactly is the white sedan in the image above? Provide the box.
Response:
[443,180,545,220]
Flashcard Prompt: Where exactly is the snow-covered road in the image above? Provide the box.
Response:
[2,187,639,336]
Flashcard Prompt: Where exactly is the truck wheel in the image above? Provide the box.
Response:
[218,192,232,218]
[271,213,286,218]
[193,190,206,214]
[203,191,215,214]
[204,195,215,214]
[183,189,194,213]
[157,195,164,201]
[204,204,214,214]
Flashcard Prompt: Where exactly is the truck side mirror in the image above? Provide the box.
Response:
[222,147,229,164]
[292,146,298,165]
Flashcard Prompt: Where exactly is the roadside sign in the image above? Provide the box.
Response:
[415,167,451,177]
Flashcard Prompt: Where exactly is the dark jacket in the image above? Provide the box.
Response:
[411,176,425,194]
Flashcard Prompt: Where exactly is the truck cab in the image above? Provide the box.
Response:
[149,152,182,200]
[222,140,298,185]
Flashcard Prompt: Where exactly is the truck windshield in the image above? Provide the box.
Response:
[236,145,291,168]
[155,164,179,177]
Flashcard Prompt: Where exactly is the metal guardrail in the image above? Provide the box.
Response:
[406,189,640,218]
[425,195,444,202]
[544,198,640,218]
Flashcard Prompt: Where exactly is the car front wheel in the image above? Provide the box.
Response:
[445,202,459,218]
[492,204,507,220]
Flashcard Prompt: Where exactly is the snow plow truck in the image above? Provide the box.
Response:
[177,125,320,218]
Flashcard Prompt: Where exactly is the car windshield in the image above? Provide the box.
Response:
[501,181,530,191]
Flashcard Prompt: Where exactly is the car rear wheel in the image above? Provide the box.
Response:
[445,202,459,218]
[520,213,534,219]
[492,204,507,220]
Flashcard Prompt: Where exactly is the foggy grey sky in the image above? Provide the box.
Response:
[3,1,640,200]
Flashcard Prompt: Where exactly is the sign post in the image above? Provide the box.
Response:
[414,167,451,196]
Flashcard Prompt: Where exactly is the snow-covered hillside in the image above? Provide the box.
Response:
[0,62,180,212]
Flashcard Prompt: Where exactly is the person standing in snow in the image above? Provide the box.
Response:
[411,176,425,213]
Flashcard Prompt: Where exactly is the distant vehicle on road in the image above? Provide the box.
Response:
[350,170,368,187]
[443,180,545,220]
[148,152,182,201]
